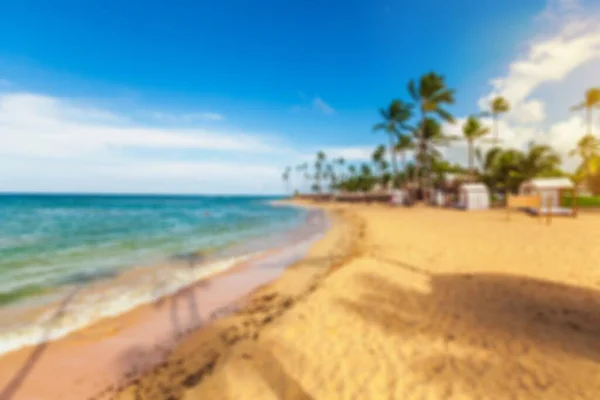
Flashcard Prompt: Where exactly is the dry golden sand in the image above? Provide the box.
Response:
[117,203,600,400]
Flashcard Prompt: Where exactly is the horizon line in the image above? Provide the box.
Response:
[0,191,288,197]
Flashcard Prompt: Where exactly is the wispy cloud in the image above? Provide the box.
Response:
[323,146,371,160]
[0,91,291,193]
[297,146,374,162]
[0,92,272,160]
[149,111,225,123]
[312,97,335,115]
[0,79,10,87]
[291,93,335,115]
[537,0,583,21]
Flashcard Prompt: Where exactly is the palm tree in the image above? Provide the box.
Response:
[281,166,292,194]
[359,163,375,192]
[521,143,562,180]
[371,144,389,189]
[408,72,456,192]
[295,163,309,194]
[348,164,357,178]
[373,100,413,185]
[570,134,600,182]
[394,135,414,165]
[394,135,414,185]
[476,146,504,190]
[478,145,562,194]
[490,96,510,143]
[313,151,327,193]
[462,116,491,172]
[323,163,336,192]
[411,118,460,183]
[334,157,346,186]
[571,88,600,135]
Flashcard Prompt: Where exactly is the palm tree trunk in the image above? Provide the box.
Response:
[468,140,474,173]
[414,112,424,194]
[389,135,399,189]
[493,114,499,142]
[587,106,592,134]
[400,152,407,184]
[585,156,592,188]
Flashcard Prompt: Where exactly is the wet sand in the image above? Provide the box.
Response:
[113,202,600,400]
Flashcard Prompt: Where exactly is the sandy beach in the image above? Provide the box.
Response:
[3,203,600,399]
[111,201,600,400]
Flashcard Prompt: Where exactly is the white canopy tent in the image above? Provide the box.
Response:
[519,177,576,215]
[458,183,490,210]
[390,189,406,205]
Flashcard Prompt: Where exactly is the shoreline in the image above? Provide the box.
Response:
[117,201,600,400]
[112,204,362,400]
[0,204,332,400]
[0,202,320,357]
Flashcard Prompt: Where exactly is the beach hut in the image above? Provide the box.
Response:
[519,177,577,215]
[458,183,490,210]
[390,189,406,205]
[427,189,445,207]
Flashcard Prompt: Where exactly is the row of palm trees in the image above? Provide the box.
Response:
[282,75,600,197]
[570,88,600,194]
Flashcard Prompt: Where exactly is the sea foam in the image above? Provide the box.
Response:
[0,252,259,356]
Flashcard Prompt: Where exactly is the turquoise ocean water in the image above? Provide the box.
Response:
[0,194,307,307]
[0,194,322,354]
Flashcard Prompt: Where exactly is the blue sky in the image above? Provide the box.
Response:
[1,0,599,194]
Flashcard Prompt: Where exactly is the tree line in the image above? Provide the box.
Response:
[282,75,600,197]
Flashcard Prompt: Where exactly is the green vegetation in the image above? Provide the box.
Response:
[489,96,510,143]
[561,195,600,207]
[571,88,600,135]
[462,116,490,172]
[282,82,600,199]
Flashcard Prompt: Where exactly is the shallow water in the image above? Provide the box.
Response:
[0,195,304,304]
[0,195,327,355]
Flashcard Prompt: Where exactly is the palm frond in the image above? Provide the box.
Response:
[379,107,390,120]
[372,122,387,132]
[491,96,510,113]
[436,108,455,123]
[481,138,502,144]
[408,80,419,102]
[430,89,456,105]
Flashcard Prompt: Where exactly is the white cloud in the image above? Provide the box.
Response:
[318,146,373,161]
[149,111,225,123]
[537,0,583,21]
[312,97,335,115]
[467,0,600,172]
[479,20,600,110]
[0,91,291,194]
[509,99,546,124]
[0,92,273,160]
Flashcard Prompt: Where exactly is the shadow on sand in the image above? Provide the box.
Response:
[243,342,314,400]
[336,261,600,398]
[0,287,81,400]
[111,287,309,399]
[164,284,205,340]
